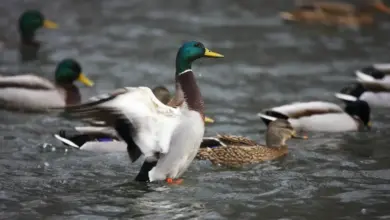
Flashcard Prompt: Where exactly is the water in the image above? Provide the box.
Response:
[1,0,390,219]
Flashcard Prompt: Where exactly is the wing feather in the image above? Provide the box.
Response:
[0,74,55,90]
[52,86,182,162]
[267,101,343,119]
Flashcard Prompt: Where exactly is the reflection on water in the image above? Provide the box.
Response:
[1,0,390,219]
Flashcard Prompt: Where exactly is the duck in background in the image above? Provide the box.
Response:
[0,59,93,113]
[18,10,58,61]
[196,119,307,167]
[337,64,390,108]
[53,86,215,153]
[257,94,371,132]
[280,0,390,26]
[50,41,224,184]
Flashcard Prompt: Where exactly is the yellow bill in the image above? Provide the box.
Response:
[204,48,224,58]
[367,121,372,128]
[77,73,94,87]
[204,116,215,123]
[374,1,390,14]
[43,19,58,29]
[293,135,308,140]
[292,131,308,139]
[280,12,296,21]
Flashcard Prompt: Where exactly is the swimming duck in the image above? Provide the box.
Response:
[53,85,215,152]
[339,81,390,108]
[18,10,58,61]
[51,41,224,184]
[356,63,390,86]
[336,65,390,107]
[196,119,307,167]
[257,94,371,132]
[0,59,94,112]
[280,0,390,26]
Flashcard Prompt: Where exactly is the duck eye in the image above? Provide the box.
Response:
[194,43,203,48]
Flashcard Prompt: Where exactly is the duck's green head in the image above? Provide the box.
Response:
[175,41,224,74]
[19,10,57,39]
[55,59,94,87]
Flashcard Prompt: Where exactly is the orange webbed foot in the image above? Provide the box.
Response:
[166,178,183,185]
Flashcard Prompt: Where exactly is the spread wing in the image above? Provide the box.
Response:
[53,86,182,162]
[0,74,56,90]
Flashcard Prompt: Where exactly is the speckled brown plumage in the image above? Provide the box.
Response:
[215,135,258,146]
[196,119,307,167]
[197,143,288,167]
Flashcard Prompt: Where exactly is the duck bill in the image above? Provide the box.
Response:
[366,121,372,130]
[77,73,94,87]
[292,134,308,140]
[374,1,390,14]
[204,48,224,58]
[204,116,215,124]
[280,12,296,21]
[43,19,58,29]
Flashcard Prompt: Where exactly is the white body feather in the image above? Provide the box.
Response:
[288,113,358,132]
[260,101,359,132]
[76,86,204,181]
[354,70,390,107]
[359,92,390,107]
[270,101,344,115]
[99,87,182,159]
[0,75,65,111]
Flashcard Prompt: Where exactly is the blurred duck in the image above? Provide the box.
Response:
[196,119,307,167]
[280,0,390,26]
[356,63,390,85]
[18,10,58,61]
[0,59,93,112]
[337,65,390,108]
[257,94,371,132]
[53,86,215,152]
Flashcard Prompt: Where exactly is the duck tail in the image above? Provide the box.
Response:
[334,93,358,103]
[257,113,277,126]
[355,69,376,82]
[53,131,81,149]
[201,137,226,148]
[258,110,288,126]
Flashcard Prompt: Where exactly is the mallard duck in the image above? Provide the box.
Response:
[196,119,307,167]
[50,41,224,184]
[53,85,215,152]
[0,59,94,112]
[280,0,390,26]
[336,65,390,107]
[257,94,371,132]
[339,82,390,108]
[18,10,58,61]
[356,63,390,86]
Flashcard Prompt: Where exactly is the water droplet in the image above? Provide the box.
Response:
[44,162,49,167]
[51,147,56,152]
[361,208,367,214]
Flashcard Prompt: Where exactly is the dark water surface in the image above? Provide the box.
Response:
[1,0,390,219]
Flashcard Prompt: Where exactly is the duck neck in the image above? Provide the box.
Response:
[265,131,287,148]
[175,67,204,118]
[20,31,37,45]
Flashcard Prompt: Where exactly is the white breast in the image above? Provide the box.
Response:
[360,92,390,108]
[289,113,358,132]
[148,110,205,182]
[0,88,64,111]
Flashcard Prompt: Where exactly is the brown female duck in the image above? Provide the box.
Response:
[197,119,307,167]
[280,0,390,26]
